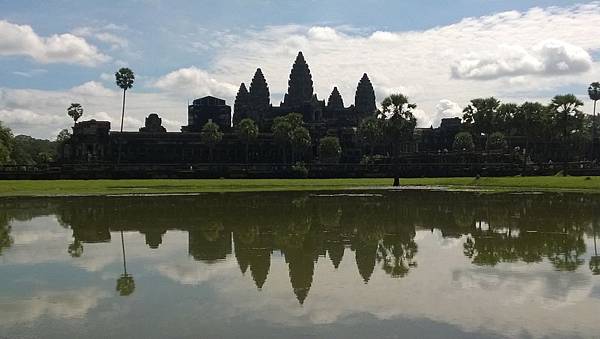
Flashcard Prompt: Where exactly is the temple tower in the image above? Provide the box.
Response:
[327,87,344,111]
[283,52,314,107]
[355,73,376,117]
[233,83,250,126]
[248,68,271,123]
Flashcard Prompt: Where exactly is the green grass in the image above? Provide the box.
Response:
[1,176,600,197]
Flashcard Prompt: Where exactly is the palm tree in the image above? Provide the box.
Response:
[67,103,83,125]
[116,230,135,296]
[237,118,258,163]
[272,118,292,163]
[115,68,134,164]
[549,94,584,173]
[381,94,418,186]
[115,68,135,133]
[358,117,383,157]
[201,121,223,162]
[588,82,600,160]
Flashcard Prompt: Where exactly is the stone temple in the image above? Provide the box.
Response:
[62,51,457,165]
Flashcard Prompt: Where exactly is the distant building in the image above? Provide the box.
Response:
[61,51,459,165]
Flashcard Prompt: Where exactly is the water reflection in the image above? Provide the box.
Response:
[1,192,598,300]
[2,191,600,338]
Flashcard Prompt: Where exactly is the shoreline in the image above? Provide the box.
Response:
[2,177,600,197]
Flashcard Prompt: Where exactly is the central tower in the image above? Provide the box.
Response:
[282,51,314,107]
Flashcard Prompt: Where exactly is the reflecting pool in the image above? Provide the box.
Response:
[1,190,599,338]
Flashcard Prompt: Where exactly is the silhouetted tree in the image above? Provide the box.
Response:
[115,68,135,133]
[291,127,311,162]
[358,117,383,156]
[272,117,293,163]
[116,230,135,296]
[380,94,417,186]
[237,118,258,163]
[462,97,501,137]
[201,121,223,162]
[318,136,341,163]
[453,132,475,152]
[550,94,584,165]
[0,122,13,165]
[486,132,507,151]
[67,103,83,125]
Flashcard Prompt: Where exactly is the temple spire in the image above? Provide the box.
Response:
[248,68,271,123]
[233,83,249,126]
[283,51,314,107]
[327,87,344,111]
[355,73,376,116]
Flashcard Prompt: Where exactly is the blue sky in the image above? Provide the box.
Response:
[0,0,599,137]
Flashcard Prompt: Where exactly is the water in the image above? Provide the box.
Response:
[1,191,599,339]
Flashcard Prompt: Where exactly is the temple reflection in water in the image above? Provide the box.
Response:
[0,191,598,304]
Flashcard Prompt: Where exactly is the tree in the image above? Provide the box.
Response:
[0,122,13,165]
[116,230,135,296]
[453,132,475,152]
[496,103,518,135]
[513,102,547,148]
[115,68,135,133]
[272,117,292,163]
[56,129,71,144]
[67,103,83,125]
[286,113,304,130]
[380,94,417,186]
[272,113,304,163]
[201,120,223,162]
[318,136,342,163]
[588,82,600,159]
[381,94,417,155]
[291,127,311,162]
[358,117,383,156]
[549,94,584,163]
[486,132,507,151]
[462,97,501,136]
[237,118,258,163]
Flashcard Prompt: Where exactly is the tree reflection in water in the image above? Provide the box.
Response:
[0,191,598,304]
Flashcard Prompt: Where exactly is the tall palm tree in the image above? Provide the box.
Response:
[115,68,135,133]
[549,94,584,173]
[115,68,134,163]
[381,94,418,186]
[67,103,83,125]
[588,82,600,160]
[116,230,135,296]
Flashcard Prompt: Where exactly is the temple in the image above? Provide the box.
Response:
[62,52,460,165]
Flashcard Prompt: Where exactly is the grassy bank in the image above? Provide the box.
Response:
[1,176,600,197]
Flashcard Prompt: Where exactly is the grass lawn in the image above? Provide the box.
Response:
[1,176,600,197]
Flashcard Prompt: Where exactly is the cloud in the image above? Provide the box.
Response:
[0,288,109,327]
[12,68,47,78]
[203,3,600,126]
[0,20,110,66]
[72,26,129,50]
[451,40,593,80]
[153,66,238,98]
[0,81,186,138]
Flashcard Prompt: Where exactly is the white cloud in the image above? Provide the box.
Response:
[0,81,184,138]
[0,288,109,327]
[203,3,600,126]
[3,2,600,139]
[153,66,238,99]
[72,26,129,50]
[0,20,110,66]
[451,40,593,80]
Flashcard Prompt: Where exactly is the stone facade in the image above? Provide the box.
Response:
[61,51,456,165]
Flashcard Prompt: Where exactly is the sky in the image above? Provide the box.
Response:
[0,0,599,138]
